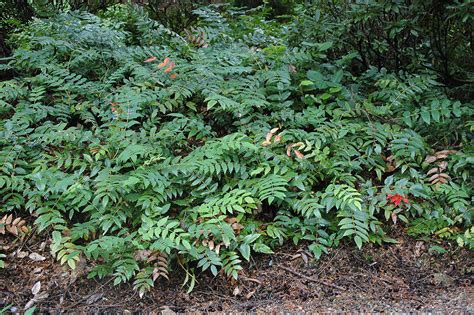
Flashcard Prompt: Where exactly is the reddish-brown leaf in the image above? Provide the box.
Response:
[294,150,305,159]
[435,150,457,159]
[144,56,157,63]
[158,57,170,68]
[391,212,398,224]
[425,155,437,163]
[163,62,175,73]
[6,214,12,225]
[286,145,293,157]
[438,161,448,170]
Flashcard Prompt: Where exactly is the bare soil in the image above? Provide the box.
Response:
[1,232,473,313]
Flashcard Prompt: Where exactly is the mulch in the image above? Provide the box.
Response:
[1,231,473,313]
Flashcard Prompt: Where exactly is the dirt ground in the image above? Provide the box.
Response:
[1,232,473,313]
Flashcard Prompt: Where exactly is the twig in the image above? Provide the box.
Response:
[61,277,115,312]
[314,251,340,279]
[241,276,262,285]
[276,265,346,291]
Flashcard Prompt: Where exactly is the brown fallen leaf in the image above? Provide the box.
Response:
[39,241,46,251]
[233,286,241,296]
[31,281,41,296]
[17,251,28,258]
[160,306,175,315]
[29,252,46,262]
[414,241,425,257]
[86,293,104,305]
[24,292,48,310]
[246,289,257,299]
[33,267,43,274]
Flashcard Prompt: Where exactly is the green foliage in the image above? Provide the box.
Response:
[288,0,474,91]
[0,2,472,296]
[0,253,5,268]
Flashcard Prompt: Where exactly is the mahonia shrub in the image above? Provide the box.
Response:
[0,4,472,295]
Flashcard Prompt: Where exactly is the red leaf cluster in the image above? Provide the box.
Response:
[386,193,409,206]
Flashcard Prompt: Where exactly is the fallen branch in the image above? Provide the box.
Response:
[276,265,346,291]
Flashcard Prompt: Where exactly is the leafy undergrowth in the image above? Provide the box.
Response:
[0,3,473,298]
[0,233,472,313]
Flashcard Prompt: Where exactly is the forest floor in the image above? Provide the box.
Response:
[1,231,473,313]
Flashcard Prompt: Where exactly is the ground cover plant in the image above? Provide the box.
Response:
[0,1,473,298]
